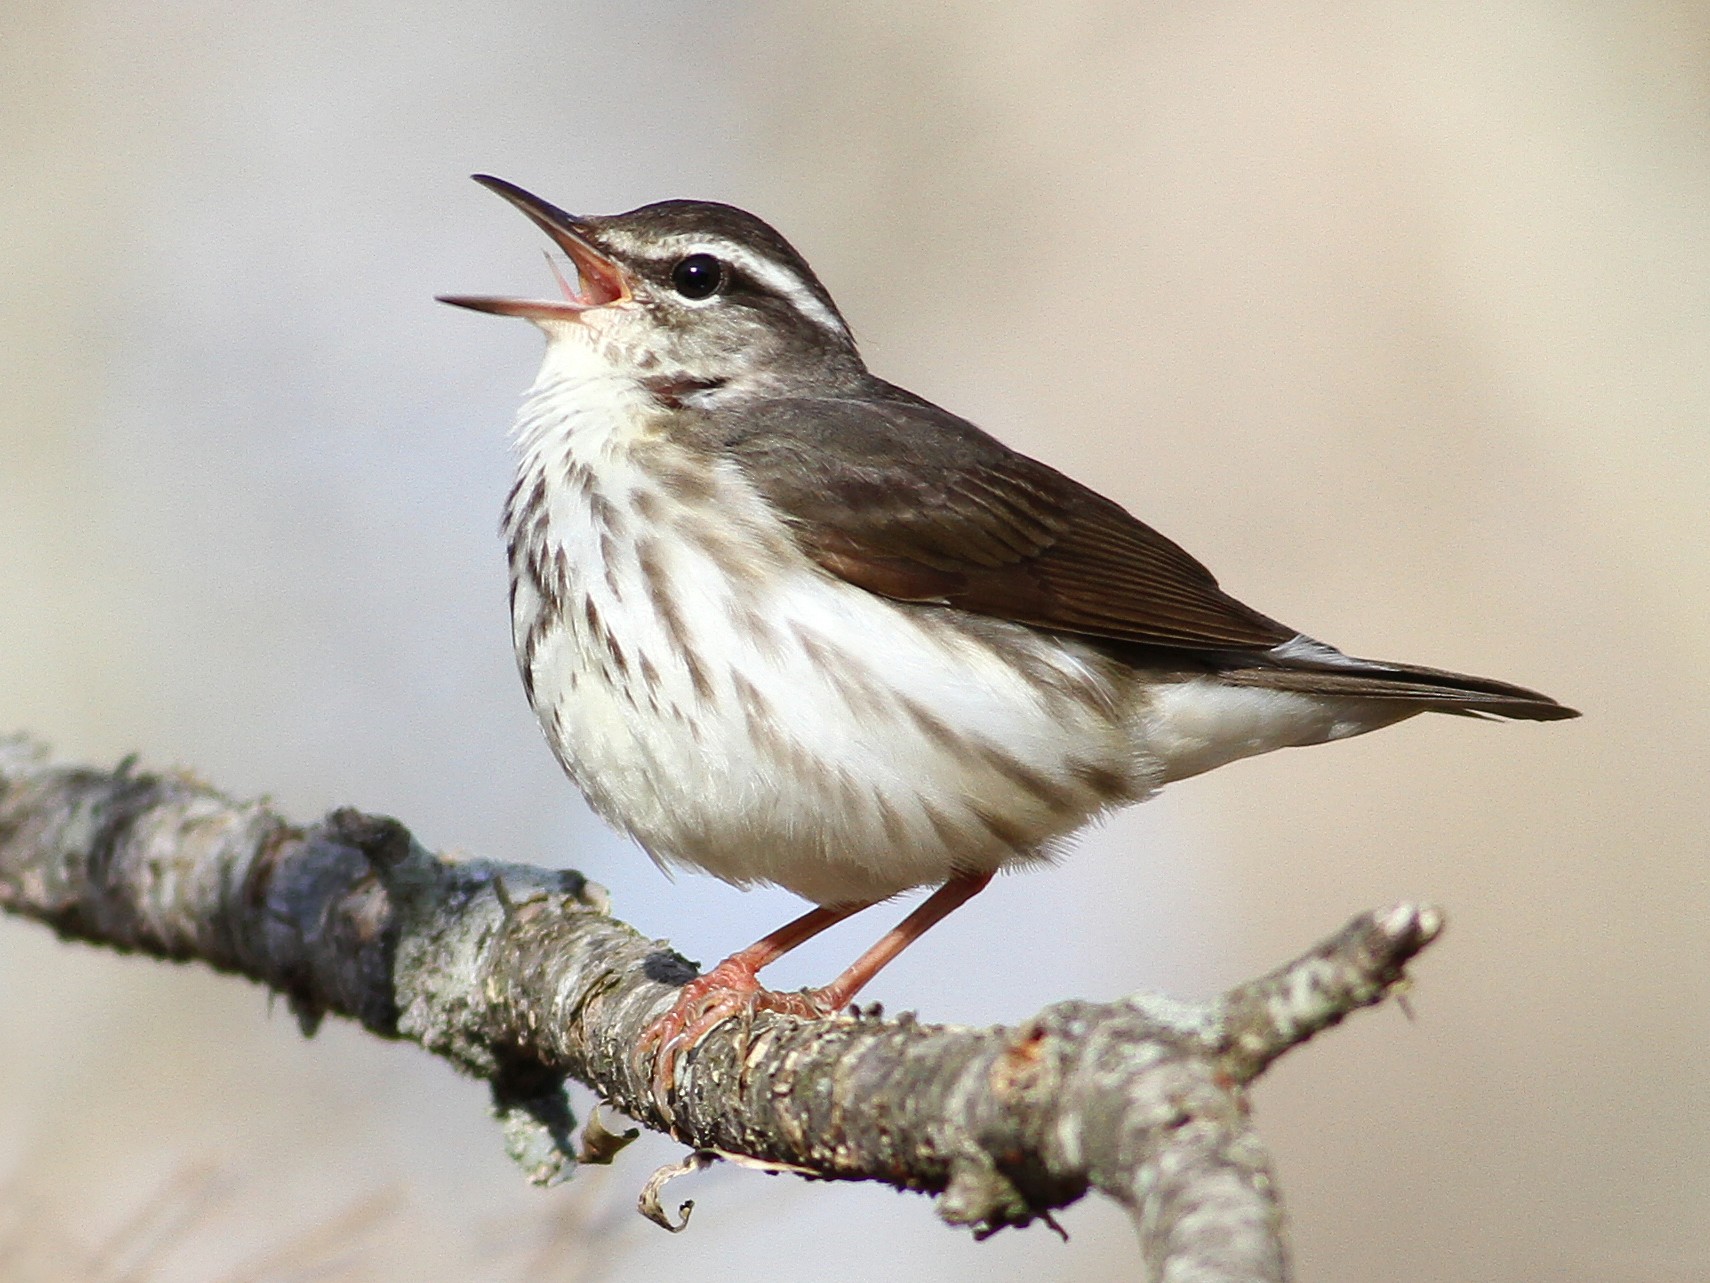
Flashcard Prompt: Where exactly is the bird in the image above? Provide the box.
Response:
[439,175,1576,1088]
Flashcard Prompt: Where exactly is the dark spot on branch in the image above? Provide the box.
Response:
[643,949,698,987]
[326,809,412,869]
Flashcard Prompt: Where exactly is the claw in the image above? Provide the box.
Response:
[635,874,996,1110]
[638,962,839,1104]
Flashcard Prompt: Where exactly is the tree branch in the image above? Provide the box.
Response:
[0,735,1441,1280]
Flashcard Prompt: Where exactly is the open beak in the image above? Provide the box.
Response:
[437,175,631,321]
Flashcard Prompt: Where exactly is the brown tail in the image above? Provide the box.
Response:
[1218,654,1579,722]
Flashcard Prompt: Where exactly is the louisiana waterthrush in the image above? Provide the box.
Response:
[441,176,1575,1083]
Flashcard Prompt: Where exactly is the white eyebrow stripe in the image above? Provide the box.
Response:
[694,241,848,339]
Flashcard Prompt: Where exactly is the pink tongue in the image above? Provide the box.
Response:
[546,255,586,305]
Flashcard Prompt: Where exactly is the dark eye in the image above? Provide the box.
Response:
[670,253,724,300]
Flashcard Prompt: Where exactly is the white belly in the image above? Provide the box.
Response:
[508,419,1149,906]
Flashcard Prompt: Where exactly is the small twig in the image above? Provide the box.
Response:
[637,1152,718,1233]
[575,1109,640,1166]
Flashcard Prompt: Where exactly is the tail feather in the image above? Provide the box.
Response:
[1219,650,1579,722]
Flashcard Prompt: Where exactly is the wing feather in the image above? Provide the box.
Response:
[718,394,1294,653]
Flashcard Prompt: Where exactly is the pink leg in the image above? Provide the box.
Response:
[640,871,995,1100]
[639,898,871,1095]
[799,870,994,1012]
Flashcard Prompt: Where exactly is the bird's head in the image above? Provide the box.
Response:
[441,175,865,405]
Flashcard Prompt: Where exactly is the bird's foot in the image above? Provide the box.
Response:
[639,961,841,1105]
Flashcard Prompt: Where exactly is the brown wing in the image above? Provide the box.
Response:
[717,393,1296,654]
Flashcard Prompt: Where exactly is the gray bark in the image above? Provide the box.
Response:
[0,736,1440,1281]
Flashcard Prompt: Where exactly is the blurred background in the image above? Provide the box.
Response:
[2,3,1704,1280]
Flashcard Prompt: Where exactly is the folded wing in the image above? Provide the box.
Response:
[719,392,1576,721]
